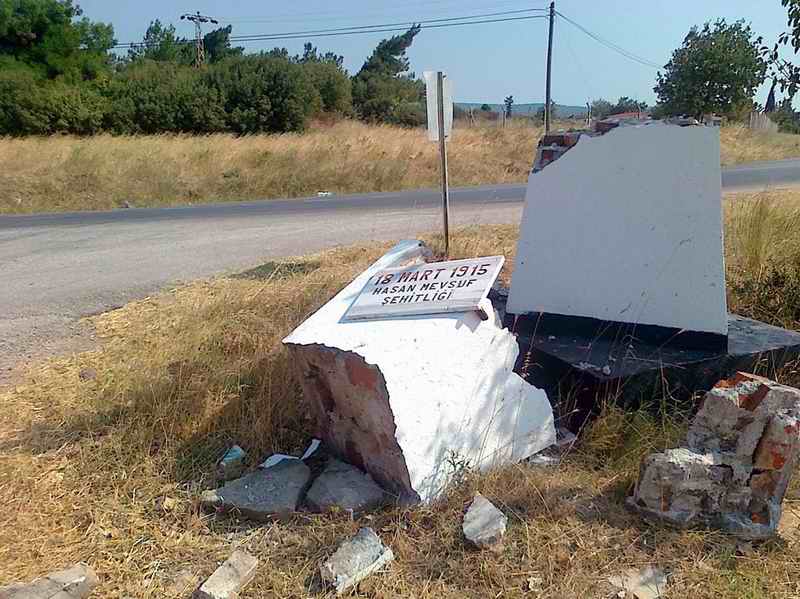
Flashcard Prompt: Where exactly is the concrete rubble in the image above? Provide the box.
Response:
[462,493,508,551]
[0,563,98,599]
[607,565,668,599]
[629,372,800,539]
[200,459,311,521]
[320,527,394,595]
[216,445,247,482]
[305,459,386,514]
[193,550,258,599]
[283,240,556,503]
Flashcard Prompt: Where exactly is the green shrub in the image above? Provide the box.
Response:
[105,61,226,134]
[0,60,108,135]
[206,54,320,134]
[302,60,352,114]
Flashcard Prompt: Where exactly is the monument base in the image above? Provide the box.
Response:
[499,298,800,427]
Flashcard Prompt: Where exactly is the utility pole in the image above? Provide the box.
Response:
[436,71,451,258]
[180,11,219,67]
[544,1,555,133]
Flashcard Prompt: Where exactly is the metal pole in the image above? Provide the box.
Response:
[436,71,450,258]
[545,1,555,133]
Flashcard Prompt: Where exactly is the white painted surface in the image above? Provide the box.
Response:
[508,122,728,335]
[424,71,453,141]
[343,255,504,321]
[285,241,555,502]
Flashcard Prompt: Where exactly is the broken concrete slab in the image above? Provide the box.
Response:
[320,528,394,595]
[216,445,247,482]
[305,459,386,514]
[283,240,555,503]
[608,565,668,599]
[0,563,98,599]
[511,308,800,418]
[509,122,727,337]
[193,550,257,599]
[200,459,310,521]
[462,494,508,551]
[629,372,800,539]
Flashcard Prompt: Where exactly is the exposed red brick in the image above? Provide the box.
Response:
[345,354,380,390]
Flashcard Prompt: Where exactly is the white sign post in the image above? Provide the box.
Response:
[343,256,504,321]
[424,70,453,257]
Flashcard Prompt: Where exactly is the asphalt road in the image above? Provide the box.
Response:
[2,157,800,377]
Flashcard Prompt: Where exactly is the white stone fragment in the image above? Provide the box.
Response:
[462,493,508,550]
[283,241,556,503]
[508,122,727,336]
[320,528,394,595]
[0,564,99,599]
[193,550,258,599]
[608,565,668,599]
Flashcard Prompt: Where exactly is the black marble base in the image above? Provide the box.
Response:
[502,305,800,426]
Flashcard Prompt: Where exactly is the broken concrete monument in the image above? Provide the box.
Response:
[200,459,310,521]
[283,240,556,503]
[504,122,800,409]
[0,563,98,599]
[193,550,258,599]
[320,528,394,595]
[305,459,386,514]
[462,493,508,551]
[629,372,800,539]
[510,122,727,336]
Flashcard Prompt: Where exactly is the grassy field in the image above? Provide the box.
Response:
[1,121,799,215]
[2,190,800,597]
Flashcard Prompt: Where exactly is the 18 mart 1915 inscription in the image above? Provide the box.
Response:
[343,256,505,321]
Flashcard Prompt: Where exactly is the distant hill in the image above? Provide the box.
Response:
[456,102,588,119]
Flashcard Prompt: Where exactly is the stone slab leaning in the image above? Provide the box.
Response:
[629,372,800,539]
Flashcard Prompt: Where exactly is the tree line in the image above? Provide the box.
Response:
[0,0,424,135]
[5,1,800,136]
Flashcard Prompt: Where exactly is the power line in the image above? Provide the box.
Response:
[112,12,547,49]
[555,10,662,69]
[217,0,549,25]
[227,8,546,42]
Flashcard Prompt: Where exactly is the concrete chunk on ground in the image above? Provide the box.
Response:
[305,459,386,513]
[193,550,258,599]
[462,493,508,551]
[0,563,98,599]
[608,565,668,599]
[320,528,394,595]
[283,240,556,503]
[629,372,800,539]
[200,459,311,521]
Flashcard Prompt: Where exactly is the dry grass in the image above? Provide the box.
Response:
[2,120,799,215]
[3,195,800,597]
[720,125,800,167]
[0,120,542,215]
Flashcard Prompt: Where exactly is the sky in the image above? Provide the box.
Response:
[78,0,794,108]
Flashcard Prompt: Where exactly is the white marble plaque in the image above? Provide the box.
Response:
[343,256,504,321]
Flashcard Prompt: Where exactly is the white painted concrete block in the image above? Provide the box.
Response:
[507,123,727,335]
[284,241,555,503]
